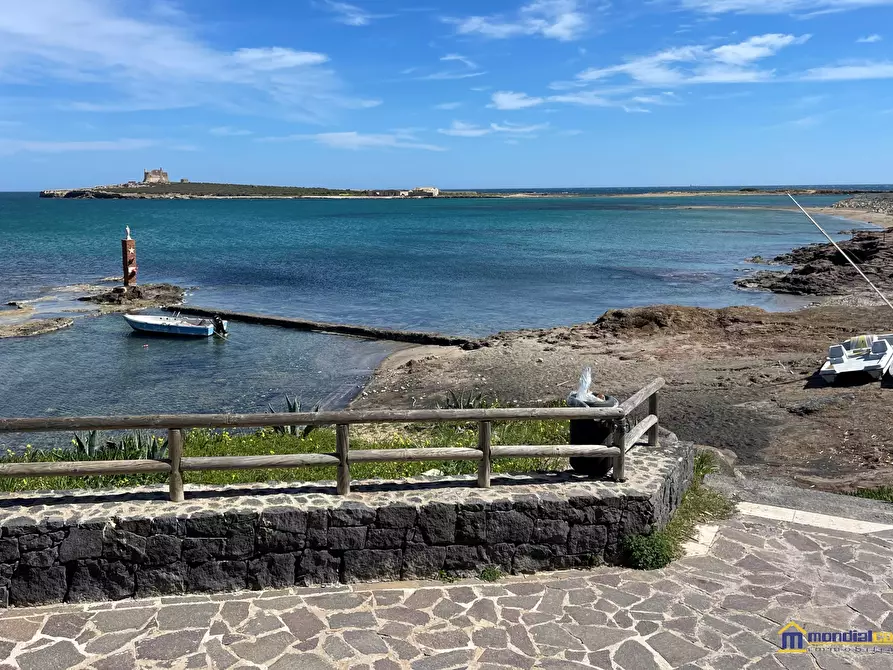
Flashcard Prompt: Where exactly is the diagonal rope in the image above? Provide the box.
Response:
[787,193,893,313]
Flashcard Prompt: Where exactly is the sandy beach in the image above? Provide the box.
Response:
[354,204,893,493]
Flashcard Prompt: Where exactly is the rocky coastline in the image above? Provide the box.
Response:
[734,226,893,296]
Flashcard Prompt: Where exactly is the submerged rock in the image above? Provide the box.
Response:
[0,318,74,339]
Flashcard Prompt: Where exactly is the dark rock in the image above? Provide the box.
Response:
[187,560,247,592]
[330,504,376,527]
[513,544,555,573]
[136,562,187,597]
[10,565,67,605]
[20,547,57,568]
[402,544,446,579]
[261,508,307,534]
[145,535,182,566]
[533,519,569,545]
[184,513,228,538]
[151,516,182,536]
[58,528,103,563]
[103,529,147,563]
[117,518,152,536]
[376,505,417,529]
[443,545,487,574]
[486,543,516,572]
[18,533,56,552]
[223,527,255,559]
[418,503,457,545]
[487,511,533,544]
[256,527,304,554]
[0,586,7,608]
[297,550,340,586]
[182,537,226,563]
[344,549,402,582]
[568,525,608,555]
[367,528,406,549]
[68,560,135,602]
[0,537,19,563]
[328,526,366,551]
[248,553,296,589]
[456,511,486,544]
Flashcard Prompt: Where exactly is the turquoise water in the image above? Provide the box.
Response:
[0,191,860,433]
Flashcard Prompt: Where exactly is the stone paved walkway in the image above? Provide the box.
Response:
[2,513,892,670]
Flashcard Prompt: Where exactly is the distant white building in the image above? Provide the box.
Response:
[409,186,439,197]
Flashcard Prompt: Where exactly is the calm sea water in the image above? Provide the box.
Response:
[0,191,862,438]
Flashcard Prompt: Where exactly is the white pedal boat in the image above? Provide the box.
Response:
[819,334,893,384]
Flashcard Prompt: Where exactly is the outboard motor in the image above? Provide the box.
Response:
[212,315,227,337]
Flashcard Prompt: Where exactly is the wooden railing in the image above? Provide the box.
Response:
[0,378,664,501]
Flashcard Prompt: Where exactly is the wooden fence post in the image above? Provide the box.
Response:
[477,421,491,488]
[336,424,351,495]
[168,428,184,502]
[612,420,627,483]
[648,392,659,447]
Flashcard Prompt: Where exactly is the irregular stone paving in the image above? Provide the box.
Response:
[2,514,892,669]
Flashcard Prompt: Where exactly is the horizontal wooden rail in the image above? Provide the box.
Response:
[0,459,171,478]
[490,445,620,458]
[624,415,658,451]
[0,378,664,500]
[0,405,625,433]
[349,448,483,463]
[180,454,339,472]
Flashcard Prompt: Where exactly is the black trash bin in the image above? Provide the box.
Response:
[568,395,620,478]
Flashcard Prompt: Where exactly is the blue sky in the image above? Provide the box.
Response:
[1,0,892,189]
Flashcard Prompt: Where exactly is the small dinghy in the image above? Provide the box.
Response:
[819,334,893,384]
[123,314,227,338]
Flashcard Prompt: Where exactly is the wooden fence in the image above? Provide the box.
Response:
[0,378,664,502]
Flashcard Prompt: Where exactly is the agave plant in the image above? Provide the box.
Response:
[268,395,320,437]
[72,430,100,457]
[437,389,491,410]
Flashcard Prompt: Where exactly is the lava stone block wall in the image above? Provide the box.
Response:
[0,442,693,608]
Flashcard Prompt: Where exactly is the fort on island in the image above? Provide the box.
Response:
[142,168,170,184]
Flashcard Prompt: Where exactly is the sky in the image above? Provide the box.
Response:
[0,0,892,190]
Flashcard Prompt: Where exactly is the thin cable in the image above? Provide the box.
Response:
[787,193,893,313]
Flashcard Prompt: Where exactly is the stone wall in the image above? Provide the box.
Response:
[0,433,693,608]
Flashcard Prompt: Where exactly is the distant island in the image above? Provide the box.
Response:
[38,168,892,200]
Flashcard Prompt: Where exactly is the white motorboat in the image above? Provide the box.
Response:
[819,334,893,384]
[123,314,227,338]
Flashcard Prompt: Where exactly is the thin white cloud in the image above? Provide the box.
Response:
[434,102,463,110]
[789,115,822,127]
[0,1,376,120]
[801,61,893,80]
[490,121,549,133]
[0,138,156,155]
[446,0,588,42]
[419,70,487,81]
[441,54,477,69]
[437,120,550,137]
[680,0,893,15]
[209,126,253,136]
[322,1,387,26]
[576,33,809,86]
[438,121,491,137]
[260,131,445,151]
[857,34,883,43]
[489,91,546,110]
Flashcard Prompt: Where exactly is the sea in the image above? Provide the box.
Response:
[0,190,876,446]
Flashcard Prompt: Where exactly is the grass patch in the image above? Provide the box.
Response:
[0,416,570,493]
[850,486,893,503]
[623,451,736,570]
[478,565,504,582]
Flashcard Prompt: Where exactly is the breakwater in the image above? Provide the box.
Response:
[165,306,478,348]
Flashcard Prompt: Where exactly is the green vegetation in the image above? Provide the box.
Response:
[622,451,736,570]
[478,565,504,582]
[0,413,570,493]
[851,487,893,503]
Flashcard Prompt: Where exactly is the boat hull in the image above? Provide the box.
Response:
[123,314,217,337]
